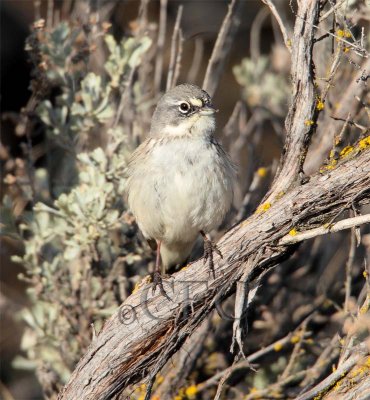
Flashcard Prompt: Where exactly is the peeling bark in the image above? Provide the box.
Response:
[58,1,370,398]
[58,148,370,400]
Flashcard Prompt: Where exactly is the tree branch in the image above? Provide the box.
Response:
[57,2,370,398]
[264,0,320,202]
[166,5,183,91]
[58,147,370,400]
[202,0,242,97]
[280,214,370,245]
[59,0,370,400]
[260,0,292,52]
[296,351,368,400]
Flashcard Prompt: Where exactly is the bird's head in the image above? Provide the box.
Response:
[150,84,217,138]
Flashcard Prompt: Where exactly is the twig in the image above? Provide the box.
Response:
[234,166,270,224]
[251,333,342,400]
[166,6,183,91]
[320,0,347,22]
[154,0,168,94]
[0,381,15,400]
[213,355,239,400]
[312,22,368,57]
[34,0,41,20]
[214,356,239,400]
[320,41,343,103]
[261,0,292,52]
[299,333,340,389]
[280,318,309,380]
[113,67,136,128]
[296,352,364,400]
[250,6,269,62]
[202,0,241,96]
[223,101,242,138]
[186,38,204,83]
[344,225,356,313]
[330,116,369,133]
[172,29,183,88]
[230,252,265,357]
[138,0,149,35]
[229,109,261,172]
[339,260,370,368]
[46,0,54,29]
[280,214,370,246]
[197,323,312,393]
[331,113,351,159]
[245,370,308,400]
[305,58,370,174]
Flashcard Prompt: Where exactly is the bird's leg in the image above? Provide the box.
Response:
[152,240,171,300]
[200,231,223,279]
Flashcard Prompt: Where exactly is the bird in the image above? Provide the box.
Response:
[124,83,236,297]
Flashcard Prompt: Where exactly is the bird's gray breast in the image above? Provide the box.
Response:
[148,137,233,241]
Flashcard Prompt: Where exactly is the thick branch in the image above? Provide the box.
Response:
[264,0,320,201]
[58,149,370,400]
[58,1,368,397]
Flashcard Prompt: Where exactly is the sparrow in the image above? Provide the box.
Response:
[124,83,236,297]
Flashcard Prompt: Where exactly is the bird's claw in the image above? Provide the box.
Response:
[152,271,171,301]
[203,238,223,279]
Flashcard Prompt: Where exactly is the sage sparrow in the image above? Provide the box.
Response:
[125,84,236,296]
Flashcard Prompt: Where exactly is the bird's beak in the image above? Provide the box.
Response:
[199,105,218,116]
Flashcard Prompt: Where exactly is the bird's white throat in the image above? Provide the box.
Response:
[161,114,215,138]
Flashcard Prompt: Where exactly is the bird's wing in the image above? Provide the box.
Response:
[123,137,156,180]
[123,138,159,246]
[146,238,157,251]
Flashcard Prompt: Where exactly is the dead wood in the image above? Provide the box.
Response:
[58,147,370,399]
[58,1,370,399]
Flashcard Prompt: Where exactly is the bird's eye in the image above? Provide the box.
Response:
[179,102,190,114]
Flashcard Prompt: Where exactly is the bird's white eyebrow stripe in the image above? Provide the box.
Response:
[189,98,203,107]
[174,98,203,107]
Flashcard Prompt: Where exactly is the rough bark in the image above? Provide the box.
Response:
[58,1,370,399]
[58,147,370,400]
[297,352,370,400]
[263,0,320,202]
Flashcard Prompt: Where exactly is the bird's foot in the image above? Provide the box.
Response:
[152,271,171,301]
[203,236,223,279]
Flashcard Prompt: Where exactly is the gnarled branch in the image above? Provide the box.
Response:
[58,148,370,400]
[58,1,370,399]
